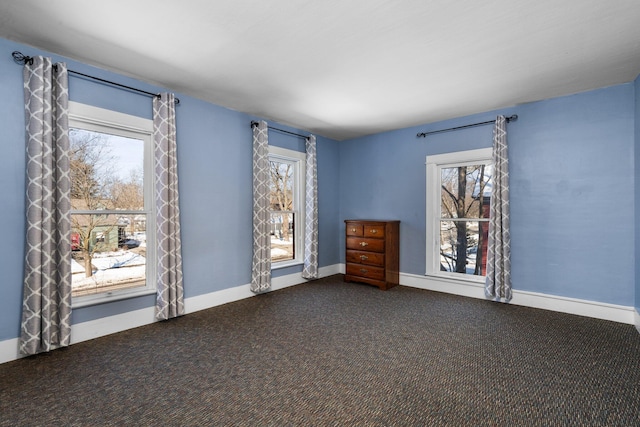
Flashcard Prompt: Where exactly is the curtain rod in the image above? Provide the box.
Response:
[11,51,180,104]
[417,114,518,138]
[251,121,310,140]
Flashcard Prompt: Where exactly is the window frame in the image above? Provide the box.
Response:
[425,148,493,283]
[69,101,157,307]
[268,146,306,269]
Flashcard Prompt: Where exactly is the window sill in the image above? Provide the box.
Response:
[72,288,156,309]
[271,260,303,270]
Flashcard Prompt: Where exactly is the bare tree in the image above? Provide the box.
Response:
[440,165,489,274]
[70,129,117,278]
[270,161,293,241]
[110,169,144,237]
[474,164,486,276]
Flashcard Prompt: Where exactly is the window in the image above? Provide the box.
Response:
[268,146,305,268]
[426,148,493,281]
[69,102,155,305]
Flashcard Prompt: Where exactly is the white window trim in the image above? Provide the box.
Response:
[69,101,157,307]
[425,148,492,284]
[268,146,305,269]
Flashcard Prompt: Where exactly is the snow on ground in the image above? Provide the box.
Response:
[92,251,145,269]
[270,236,293,261]
[72,250,145,289]
[271,248,290,258]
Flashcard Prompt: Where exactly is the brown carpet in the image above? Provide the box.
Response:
[1,275,639,426]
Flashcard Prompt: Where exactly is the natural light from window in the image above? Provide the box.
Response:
[70,129,147,296]
[426,148,493,281]
[69,102,155,302]
[268,146,304,267]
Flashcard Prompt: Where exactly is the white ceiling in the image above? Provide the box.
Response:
[1,0,640,140]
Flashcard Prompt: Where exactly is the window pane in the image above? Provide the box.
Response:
[439,220,488,276]
[441,164,493,219]
[269,160,294,211]
[271,212,294,262]
[71,213,146,297]
[70,128,144,211]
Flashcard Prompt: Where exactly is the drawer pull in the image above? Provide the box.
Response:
[360,268,368,274]
[360,255,368,261]
[359,241,368,247]
[351,228,357,232]
[370,229,378,234]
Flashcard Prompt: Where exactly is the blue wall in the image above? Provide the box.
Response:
[0,37,340,341]
[635,74,640,314]
[1,35,638,344]
[340,84,635,306]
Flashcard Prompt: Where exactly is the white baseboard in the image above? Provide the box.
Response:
[635,309,640,334]
[400,272,485,300]
[0,264,342,365]
[0,338,20,365]
[185,263,341,314]
[3,265,632,364]
[400,272,636,325]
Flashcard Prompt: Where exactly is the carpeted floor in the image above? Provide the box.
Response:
[1,275,639,426]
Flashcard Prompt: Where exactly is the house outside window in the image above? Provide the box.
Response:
[426,148,493,282]
[69,102,156,305]
[268,146,305,268]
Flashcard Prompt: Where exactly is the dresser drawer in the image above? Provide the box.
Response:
[346,236,385,252]
[344,219,399,291]
[346,224,363,237]
[346,250,384,266]
[346,263,386,281]
[363,225,385,238]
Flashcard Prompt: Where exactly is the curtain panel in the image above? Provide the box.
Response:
[302,134,318,279]
[251,120,271,293]
[20,56,72,355]
[485,115,512,301]
[154,93,185,320]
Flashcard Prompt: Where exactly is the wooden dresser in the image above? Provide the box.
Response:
[344,220,400,290]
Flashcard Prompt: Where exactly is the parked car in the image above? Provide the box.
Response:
[119,239,140,249]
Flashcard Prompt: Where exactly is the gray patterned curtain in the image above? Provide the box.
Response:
[485,115,512,301]
[20,57,72,355]
[154,93,185,320]
[302,135,318,279]
[251,121,271,292]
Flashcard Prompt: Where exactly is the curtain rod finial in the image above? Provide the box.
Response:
[12,51,33,65]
